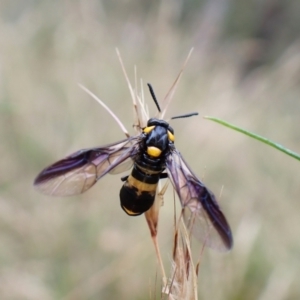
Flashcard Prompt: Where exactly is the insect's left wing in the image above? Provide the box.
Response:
[34,136,141,196]
[166,148,233,252]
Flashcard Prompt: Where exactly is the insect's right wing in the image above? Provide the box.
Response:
[34,136,142,196]
[166,148,233,252]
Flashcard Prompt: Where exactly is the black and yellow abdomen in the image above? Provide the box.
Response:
[120,165,160,216]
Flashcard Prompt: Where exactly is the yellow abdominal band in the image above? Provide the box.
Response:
[122,206,141,216]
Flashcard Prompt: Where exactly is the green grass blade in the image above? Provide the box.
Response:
[204,116,300,162]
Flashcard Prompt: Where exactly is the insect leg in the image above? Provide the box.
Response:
[159,173,168,179]
[120,175,129,182]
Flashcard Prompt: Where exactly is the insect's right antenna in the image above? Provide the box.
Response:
[147,83,161,113]
[171,112,199,119]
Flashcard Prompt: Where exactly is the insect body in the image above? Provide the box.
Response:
[34,85,233,251]
[120,118,172,216]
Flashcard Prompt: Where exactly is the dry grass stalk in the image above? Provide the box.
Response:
[112,49,198,300]
[116,48,199,298]
[164,215,199,300]
[80,48,200,298]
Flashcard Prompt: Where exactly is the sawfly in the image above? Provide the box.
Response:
[34,84,233,251]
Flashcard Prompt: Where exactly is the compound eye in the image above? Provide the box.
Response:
[143,126,155,134]
[168,130,175,142]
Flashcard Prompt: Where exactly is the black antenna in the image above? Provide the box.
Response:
[171,112,198,119]
[147,83,161,112]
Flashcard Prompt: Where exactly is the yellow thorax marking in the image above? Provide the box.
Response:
[143,126,155,134]
[168,130,175,142]
[147,146,162,157]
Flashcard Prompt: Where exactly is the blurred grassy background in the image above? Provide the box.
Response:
[1,0,300,299]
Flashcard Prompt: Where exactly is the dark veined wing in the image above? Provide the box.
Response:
[34,136,142,196]
[166,148,233,252]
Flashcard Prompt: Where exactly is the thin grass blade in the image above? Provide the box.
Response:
[205,116,300,161]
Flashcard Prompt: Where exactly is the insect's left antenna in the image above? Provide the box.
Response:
[147,83,161,113]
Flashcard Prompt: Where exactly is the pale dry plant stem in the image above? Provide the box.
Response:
[161,48,194,119]
[78,83,130,138]
[115,49,198,298]
[164,215,198,300]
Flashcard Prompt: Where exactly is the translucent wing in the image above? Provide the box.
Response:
[166,148,233,252]
[34,136,142,196]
